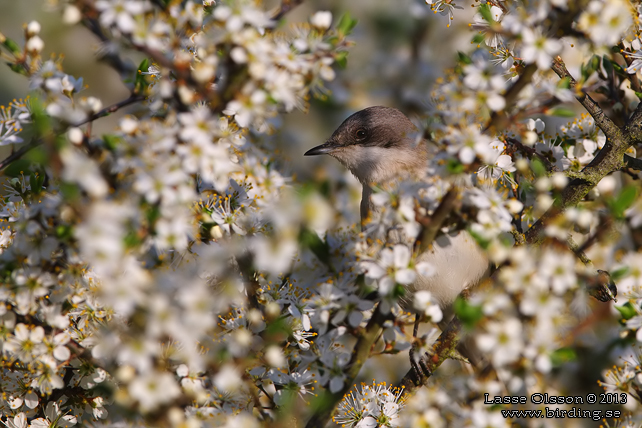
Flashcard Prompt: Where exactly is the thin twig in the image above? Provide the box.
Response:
[505,137,557,172]
[550,56,623,144]
[272,0,305,21]
[619,44,642,94]
[416,188,460,253]
[74,93,146,127]
[624,154,642,170]
[0,139,42,170]
[0,94,145,171]
[81,16,135,77]
[485,63,537,133]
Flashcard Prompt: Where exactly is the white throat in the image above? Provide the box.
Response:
[332,146,427,185]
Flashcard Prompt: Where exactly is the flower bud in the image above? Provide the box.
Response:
[25,36,44,53]
[310,11,332,30]
[26,21,41,36]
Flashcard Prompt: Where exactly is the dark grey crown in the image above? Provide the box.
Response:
[304,106,418,156]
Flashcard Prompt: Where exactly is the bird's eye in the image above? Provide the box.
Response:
[355,129,367,140]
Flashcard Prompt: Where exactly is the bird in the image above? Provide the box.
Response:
[304,105,490,370]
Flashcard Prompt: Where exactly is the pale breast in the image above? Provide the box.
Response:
[402,231,490,310]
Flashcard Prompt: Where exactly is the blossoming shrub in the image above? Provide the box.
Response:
[1,1,642,427]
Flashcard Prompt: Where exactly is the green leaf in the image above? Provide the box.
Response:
[531,158,546,178]
[1,35,22,55]
[610,266,630,281]
[550,347,577,367]
[457,51,472,65]
[3,159,32,178]
[580,55,600,82]
[134,58,150,94]
[611,62,624,73]
[264,315,292,338]
[24,146,47,165]
[548,107,576,117]
[56,224,73,241]
[299,228,330,265]
[467,229,490,250]
[453,297,483,328]
[124,231,142,249]
[29,172,44,194]
[29,97,52,138]
[336,13,358,36]
[393,282,406,299]
[478,4,494,23]
[610,185,638,219]
[103,134,122,151]
[146,204,161,226]
[8,63,27,76]
[615,302,637,321]
[446,158,464,174]
[335,51,349,69]
[60,182,80,201]
[557,77,571,89]
[471,33,485,45]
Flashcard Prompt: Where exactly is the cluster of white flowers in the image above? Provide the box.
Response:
[0,98,31,146]
[334,381,405,427]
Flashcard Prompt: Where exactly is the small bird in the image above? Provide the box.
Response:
[304,106,489,369]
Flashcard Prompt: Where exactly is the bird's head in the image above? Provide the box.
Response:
[304,106,426,185]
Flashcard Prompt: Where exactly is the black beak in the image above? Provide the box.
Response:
[304,141,336,156]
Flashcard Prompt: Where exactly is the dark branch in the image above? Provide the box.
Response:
[398,314,464,392]
[0,94,145,170]
[550,57,623,143]
[624,154,642,171]
[73,93,146,127]
[523,56,634,246]
[505,137,557,172]
[416,188,460,253]
[485,63,537,133]
[0,139,42,170]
